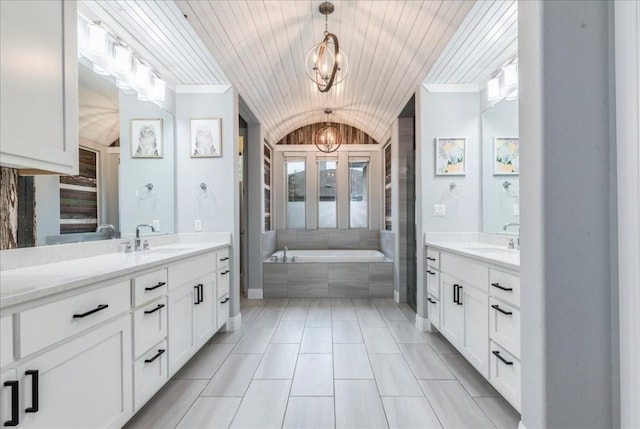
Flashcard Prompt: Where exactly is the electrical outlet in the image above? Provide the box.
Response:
[152,219,160,231]
[513,203,520,216]
[194,219,202,231]
[433,204,446,216]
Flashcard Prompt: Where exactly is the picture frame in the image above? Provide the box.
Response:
[493,137,519,175]
[435,137,466,175]
[190,118,222,158]
[131,119,163,158]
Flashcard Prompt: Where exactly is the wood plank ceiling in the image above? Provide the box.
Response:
[83,1,517,144]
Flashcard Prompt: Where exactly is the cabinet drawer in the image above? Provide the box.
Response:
[489,341,521,412]
[133,297,168,359]
[426,248,440,270]
[217,293,230,330]
[216,248,230,271]
[0,316,13,367]
[18,280,130,358]
[168,254,215,290]
[489,269,520,307]
[440,253,488,292]
[426,294,440,331]
[489,298,520,358]
[133,268,167,306]
[134,340,168,411]
[217,268,230,298]
[426,269,440,299]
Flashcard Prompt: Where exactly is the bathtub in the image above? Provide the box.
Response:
[269,249,387,263]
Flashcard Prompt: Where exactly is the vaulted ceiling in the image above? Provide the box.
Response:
[83,0,517,144]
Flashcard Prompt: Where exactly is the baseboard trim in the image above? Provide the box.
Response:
[415,314,429,331]
[394,290,400,303]
[518,421,526,429]
[226,313,242,331]
[247,288,263,299]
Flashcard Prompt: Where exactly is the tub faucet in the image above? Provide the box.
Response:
[135,224,155,251]
[96,224,116,239]
[283,246,288,263]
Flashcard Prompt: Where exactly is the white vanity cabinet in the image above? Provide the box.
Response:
[0,0,78,175]
[425,249,441,330]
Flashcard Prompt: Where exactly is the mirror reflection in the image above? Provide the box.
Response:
[482,99,519,234]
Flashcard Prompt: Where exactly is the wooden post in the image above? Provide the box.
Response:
[0,167,18,249]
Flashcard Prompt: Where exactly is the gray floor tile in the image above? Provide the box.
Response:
[283,396,335,429]
[232,327,275,353]
[201,354,262,396]
[230,380,291,429]
[424,332,458,355]
[419,380,494,429]
[281,299,309,321]
[373,300,408,322]
[387,321,429,343]
[398,343,456,380]
[331,298,357,321]
[271,319,305,343]
[291,353,334,396]
[334,380,389,429]
[252,307,285,327]
[240,304,265,323]
[174,343,235,380]
[441,353,500,397]
[176,397,241,429]
[355,308,387,328]
[475,396,521,429]
[369,354,423,396]
[362,327,401,353]
[124,379,208,429]
[300,327,332,353]
[212,323,250,344]
[332,320,364,343]
[306,299,332,327]
[253,343,299,379]
[381,396,442,429]
[334,343,374,379]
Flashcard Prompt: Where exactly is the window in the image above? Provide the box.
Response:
[349,158,369,228]
[263,142,272,231]
[318,159,337,228]
[384,143,392,231]
[286,158,306,229]
[60,147,98,233]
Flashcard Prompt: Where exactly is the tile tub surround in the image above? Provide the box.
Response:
[263,262,393,298]
[276,229,380,250]
[125,297,520,429]
[262,231,277,261]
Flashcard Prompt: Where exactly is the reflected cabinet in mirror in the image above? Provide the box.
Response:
[30,62,175,247]
[482,99,519,234]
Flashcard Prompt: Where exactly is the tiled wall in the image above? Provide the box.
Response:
[262,231,276,260]
[263,261,393,298]
[379,230,395,260]
[275,229,380,251]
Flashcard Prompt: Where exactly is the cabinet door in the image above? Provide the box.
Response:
[168,284,197,375]
[440,274,463,348]
[460,285,489,377]
[0,0,78,174]
[16,316,132,428]
[195,277,216,347]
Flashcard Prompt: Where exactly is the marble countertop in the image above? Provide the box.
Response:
[425,240,520,272]
[0,241,230,309]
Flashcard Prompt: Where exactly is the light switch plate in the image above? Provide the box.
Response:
[513,203,520,216]
[194,219,202,231]
[152,219,160,231]
[434,204,446,216]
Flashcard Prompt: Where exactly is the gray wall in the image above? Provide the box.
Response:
[398,117,415,303]
[520,2,615,428]
[175,88,240,318]
[246,122,266,294]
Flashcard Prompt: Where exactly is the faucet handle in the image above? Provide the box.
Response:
[143,240,150,250]
[121,240,133,253]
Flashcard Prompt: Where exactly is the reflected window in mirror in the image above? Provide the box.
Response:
[60,148,98,234]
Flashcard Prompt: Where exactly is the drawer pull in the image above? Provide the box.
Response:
[492,350,514,365]
[220,297,230,304]
[144,349,166,364]
[194,284,203,305]
[25,370,38,413]
[426,257,436,261]
[426,270,436,275]
[73,304,108,318]
[491,304,513,315]
[145,281,166,291]
[219,256,230,261]
[453,284,463,305]
[491,282,513,291]
[3,380,18,426]
[427,297,436,304]
[144,304,166,314]
[221,270,230,275]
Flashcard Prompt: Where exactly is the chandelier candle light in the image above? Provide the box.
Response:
[315,109,342,153]
[305,2,348,92]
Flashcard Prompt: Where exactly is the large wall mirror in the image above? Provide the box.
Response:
[482,99,519,234]
[31,61,175,246]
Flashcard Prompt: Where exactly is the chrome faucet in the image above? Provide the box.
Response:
[135,224,155,251]
[96,224,116,239]
[503,222,520,249]
[503,222,520,231]
[283,246,288,263]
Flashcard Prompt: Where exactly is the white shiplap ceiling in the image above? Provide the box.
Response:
[81,1,517,144]
[78,63,119,146]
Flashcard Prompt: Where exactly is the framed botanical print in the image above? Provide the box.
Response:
[131,119,163,158]
[435,137,466,175]
[190,118,222,157]
[494,137,519,175]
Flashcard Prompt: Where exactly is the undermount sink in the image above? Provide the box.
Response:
[464,247,519,254]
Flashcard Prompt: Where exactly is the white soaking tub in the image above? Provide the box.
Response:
[269,249,387,263]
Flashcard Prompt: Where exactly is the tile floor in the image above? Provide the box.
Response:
[124,298,520,429]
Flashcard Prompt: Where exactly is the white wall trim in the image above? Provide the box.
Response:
[415,314,430,332]
[422,83,480,93]
[615,2,640,427]
[393,289,400,303]
[225,313,242,332]
[518,421,527,429]
[247,288,263,299]
[175,84,232,94]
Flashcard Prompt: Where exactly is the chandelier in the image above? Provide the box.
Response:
[305,2,348,93]
[315,109,342,153]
